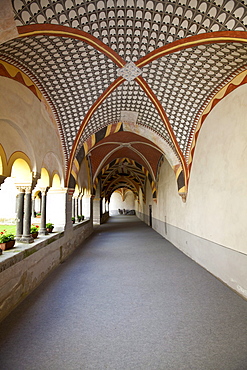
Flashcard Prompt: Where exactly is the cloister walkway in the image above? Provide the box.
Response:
[0,215,246,370]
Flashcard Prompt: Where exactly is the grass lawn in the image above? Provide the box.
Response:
[0,225,16,235]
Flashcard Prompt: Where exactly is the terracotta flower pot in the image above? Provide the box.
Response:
[31,232,38,239]
[0,240,15,251]
[46,227,53,233]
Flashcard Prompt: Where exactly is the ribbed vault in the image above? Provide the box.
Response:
[1,0,247,201]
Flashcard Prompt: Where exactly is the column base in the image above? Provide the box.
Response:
[20,235,34,243]
[39,228,48,235]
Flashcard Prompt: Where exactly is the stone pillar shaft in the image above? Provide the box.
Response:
[75,197,79,222]
[39,190,48,235]
[72,198,75,218]
[31,197,35,218]
[21,189,33,243]
[16,190,25,241]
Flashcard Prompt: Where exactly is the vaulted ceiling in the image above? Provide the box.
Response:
[1,0,247,201]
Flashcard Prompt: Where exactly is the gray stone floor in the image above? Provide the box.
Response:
[0,216,246,370]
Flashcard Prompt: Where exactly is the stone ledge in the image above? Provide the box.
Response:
[0,219,93,323]
[0,233,63,274]
[0,219,90,274]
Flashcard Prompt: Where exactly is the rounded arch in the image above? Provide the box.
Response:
[42,151,65,188]
[104,177,140,202]
[8,150,32,172]
[0,144,7,176]
[11,156,32,183]
[109,187,136,215]
[37,167,50,188]
[0,115,36,174]
[51,173,61,188]
[74,184,80,196]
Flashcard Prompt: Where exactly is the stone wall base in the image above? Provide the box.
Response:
[136,211,247,301]
[0,220,93,323]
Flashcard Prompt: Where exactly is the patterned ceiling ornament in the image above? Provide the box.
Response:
[117,61,142,82]
[3,0,247,199]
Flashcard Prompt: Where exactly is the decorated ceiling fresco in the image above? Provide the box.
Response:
[1,0,247,201]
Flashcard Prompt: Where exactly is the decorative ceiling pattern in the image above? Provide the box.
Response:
[100,158,149,201]
[0,34,118,155]
[80,80,174,146]
[89,131,163,182]
[141,42,247,158]
[12,0,247,52]
[1,0,247,199]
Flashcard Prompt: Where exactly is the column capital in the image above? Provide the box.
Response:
[15,183,33,193]
[40,186,49,195]
[16,186,26,193]
[23,186,32,194]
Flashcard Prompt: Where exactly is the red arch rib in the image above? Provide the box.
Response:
[136,31,247,68]
[17,24,125,68]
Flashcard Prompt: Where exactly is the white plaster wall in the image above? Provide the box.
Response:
[0,78,65,175]
[82,194,91,219]
[138,84,247,298]
[0,177,17,219]
[109,190,135,215]
[77,158,90,190]
[163,84,247,255]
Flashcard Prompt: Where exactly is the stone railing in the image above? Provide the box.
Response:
[0,219,93,323]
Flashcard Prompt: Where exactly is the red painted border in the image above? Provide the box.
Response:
[17,24,125,68]
[135,76,188,187]
[136,31,247,68]
[66,77,124,186]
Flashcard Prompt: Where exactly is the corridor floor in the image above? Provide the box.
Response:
[0,216,246,370]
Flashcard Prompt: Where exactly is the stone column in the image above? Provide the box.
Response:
[72,197,75,219]
[31,195,36,218]
[15,188,25,241]
[93,197,101,224]
[75,196,79,222]
[78,193,83,218]
[39,188,48,235]
[21,187,34,243]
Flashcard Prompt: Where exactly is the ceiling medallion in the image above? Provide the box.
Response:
[120,111,138,124]
[117,61,142,81]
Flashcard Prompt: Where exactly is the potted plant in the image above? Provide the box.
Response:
[36,212,41,218]
[81,215,84,221]
[71,217,75,224]
[78,215,81,222]
[0,230,15,251]
[46,223,54,233]
[30,224,39,239]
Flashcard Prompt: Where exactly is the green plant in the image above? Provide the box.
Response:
[30,225,39,233]
[78,215,81,221]
[46,223,54,229]
[71,217,75,221]
[0,230,15,243]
